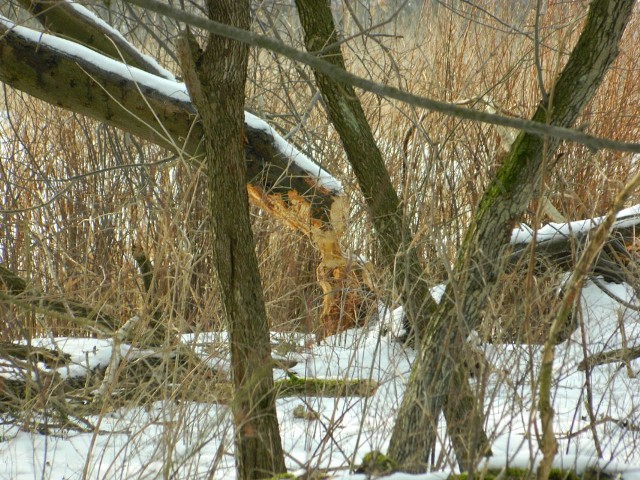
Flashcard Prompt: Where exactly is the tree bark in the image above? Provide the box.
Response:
[0,12,370,339]
[293,0,489,469]
[0,20,339,226]
[14,0,174,79]
[293,0,437,340]
[176,1,285,478]
[388,0,635,471]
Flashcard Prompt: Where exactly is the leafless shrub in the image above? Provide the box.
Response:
[1,0,639,474]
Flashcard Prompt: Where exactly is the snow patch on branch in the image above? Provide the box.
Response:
[511,204,640,244]
[0,16,190,103]
[63,1,177,81]
[1,17,343,195]
[245,111,344,194]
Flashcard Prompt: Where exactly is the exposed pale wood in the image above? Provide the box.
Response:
[0,14,374,338]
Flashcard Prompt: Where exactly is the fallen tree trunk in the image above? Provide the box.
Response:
[508,214,640,285]
[0,13,373,338]
[14,0,175,80]
[0,20,341,226]
[578,346,640,371]
[0,342,378,410]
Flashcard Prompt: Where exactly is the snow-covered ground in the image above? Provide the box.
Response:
[1,280,640,479]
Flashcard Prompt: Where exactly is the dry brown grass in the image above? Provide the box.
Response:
[0,4,639,475]
[1,0,639,345]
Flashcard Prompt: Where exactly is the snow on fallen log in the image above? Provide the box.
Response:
[13,0,175,80]
[245,111,342,193]
[0,12,372,339]
[0,15,190,102]
[0,15,343,203]
[508,204,640,284]
[511,204,640,245]
[61,0,176,80]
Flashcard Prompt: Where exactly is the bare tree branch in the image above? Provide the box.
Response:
[127,0,640,154]
[0,19,340,231]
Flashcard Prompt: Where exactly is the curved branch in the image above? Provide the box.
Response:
[15,0,175,79]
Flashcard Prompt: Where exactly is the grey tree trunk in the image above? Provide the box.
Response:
[388,0,635,472]
[177,1,285,478]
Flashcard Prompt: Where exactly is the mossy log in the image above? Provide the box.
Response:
[446,467,616,480]
[0,351,378,412]
[275,375,378,398]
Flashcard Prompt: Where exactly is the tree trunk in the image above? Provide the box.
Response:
[0,10,371,339]
[293,0,490,469]
[176,1,285,478]
[388,0,635,471]
[293,0,438,340]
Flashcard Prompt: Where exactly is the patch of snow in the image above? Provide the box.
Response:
[245,111,344,194]
[1,276,639,479]
[511,203,640,244]
[63,1,176,81]
[378,283,448,337]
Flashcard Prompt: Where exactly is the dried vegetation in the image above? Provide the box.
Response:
[1,0,639,430]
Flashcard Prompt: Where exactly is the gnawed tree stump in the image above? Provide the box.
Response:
[0,7,376,339]
[315,252,376,339]
[242,123,377,338]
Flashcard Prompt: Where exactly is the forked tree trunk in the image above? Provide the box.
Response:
[388,0,635,471]
[176,1,285,478]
